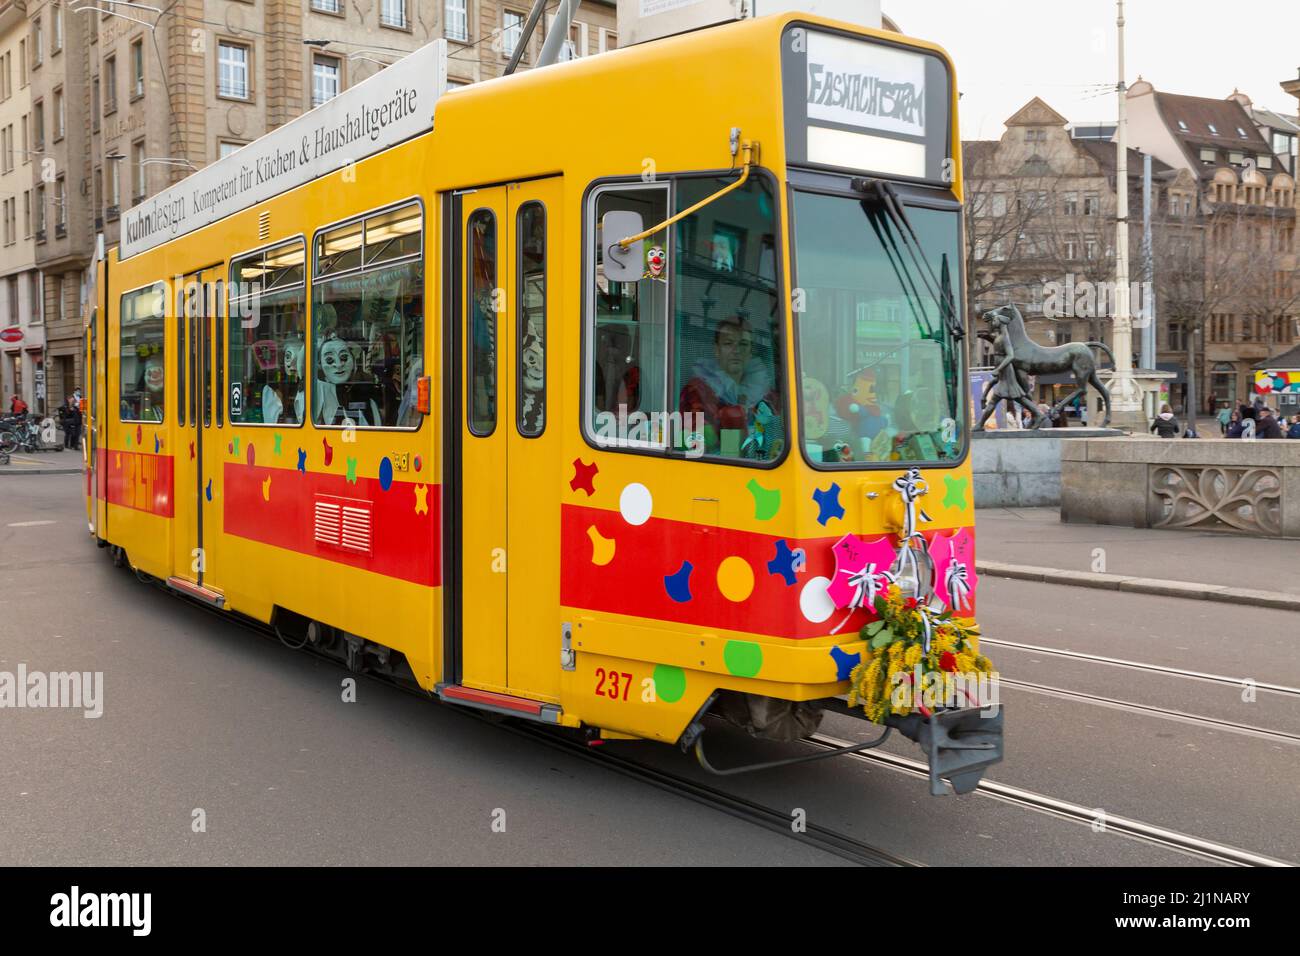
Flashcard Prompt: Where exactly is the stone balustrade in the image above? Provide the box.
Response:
[1061,438,1300,538]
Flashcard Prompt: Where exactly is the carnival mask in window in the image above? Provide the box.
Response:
[318,332,355,384]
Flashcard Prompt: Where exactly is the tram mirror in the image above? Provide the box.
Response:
[602,212,645,283]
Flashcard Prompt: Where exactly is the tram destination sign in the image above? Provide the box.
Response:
[119,40,448,260]
[781,25,951,183]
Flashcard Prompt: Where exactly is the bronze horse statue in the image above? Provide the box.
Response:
[976,304,1115,430]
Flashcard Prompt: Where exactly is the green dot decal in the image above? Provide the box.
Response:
[746,478,781,521]
[653,664,687,703]
[723,640,763,677]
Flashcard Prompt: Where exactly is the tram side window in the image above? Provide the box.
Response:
[585,175,784,461]
[312,202,424,429]
[517,202,546,437]
[120,283,166,423]
[467,207,497,435]
[588,184,669,446]
[228,240,307,425]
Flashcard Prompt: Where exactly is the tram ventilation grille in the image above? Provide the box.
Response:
[313,495,373,556]
[258,210,271,241]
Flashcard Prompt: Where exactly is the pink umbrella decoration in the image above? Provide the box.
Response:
[826,533,899,634]
[932,527,978,614]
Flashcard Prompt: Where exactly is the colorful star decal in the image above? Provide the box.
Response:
[273,433,282,456]
[125,433,132,449]
[345,457,357,484]
[570,458,598,496]
[246,443,255,467]
[205,478,213,502]
[664,561,694,603]
[135,424,143,446]
[943,474,969,510]
[232,436,241,457]
[261,476,272,501]
[829,646,862,681]
[189,441,196,461]
[154,435,161,454]
[322,437,334,466]
[813,482,845,526]
[414,484,429,515]
[746,478,781,521]
[587,526,615,566]
[296,448,307,472]
[766,539,804,586]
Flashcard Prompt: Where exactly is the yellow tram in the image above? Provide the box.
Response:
[83,12,1002,794]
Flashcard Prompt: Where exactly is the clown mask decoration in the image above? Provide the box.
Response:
[643,246,666,281]
[521,335,544,393]
[144,356,165,395]
[318,333,355,384]
[283,336,305,380]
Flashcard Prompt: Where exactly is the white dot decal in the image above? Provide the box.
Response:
[800,576,835,624]
[619,482,653,526]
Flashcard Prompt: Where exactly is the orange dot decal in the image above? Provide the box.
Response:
[587,525,616,566]
[716,556,754,602]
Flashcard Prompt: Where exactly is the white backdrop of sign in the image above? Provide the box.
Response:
[806,31,926,139]
[119,40,448,260]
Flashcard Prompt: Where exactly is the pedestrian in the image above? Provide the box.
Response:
[1287,415,1300,440]
[1150,403,1180,438]
[1257,407,1284,439]
[1240,401,1257,423]
[67,400,82,450]
[1217,404,1231,435]
[1226,410,1244,438]
[10,393,27,416]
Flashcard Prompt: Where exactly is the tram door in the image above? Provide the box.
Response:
[456,179,563,699]
[172,266,226,594]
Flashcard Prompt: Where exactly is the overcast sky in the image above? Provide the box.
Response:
[882,1,1300,142]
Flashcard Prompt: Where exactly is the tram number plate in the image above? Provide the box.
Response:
[594,667,632,702]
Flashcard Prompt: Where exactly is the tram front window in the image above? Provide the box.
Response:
[792,190,965,466]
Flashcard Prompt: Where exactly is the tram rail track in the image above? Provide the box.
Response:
[810,734,1292,867]
[982,637,1300,698]
[999,677,1300,746]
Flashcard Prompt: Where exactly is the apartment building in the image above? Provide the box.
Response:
[0,0,44,413]
[24,0,617,410]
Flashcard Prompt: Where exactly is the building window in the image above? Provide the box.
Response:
[312,55,340,107]
[1,52,10,102]
[34,184,44,237]
[446,0,469,42]
[120,284,166,422]
[20,112,27,162]
[107,162,119,213]
[53,86,64,140]
[131,39,144,98]
[92,76,100,131]
[218,42,250,100]
[1177,120,1188,131]
[93,168,102,220]
[1083,193,1100,216]
[1258,155,1273,170]
[132,140,146,203]
[31,17,42,69]
[1,125,11,172]
[1207,123,1218,135]
[1063,239,1077,260]
[1084,237,1098,260]
[311,0,342,11]
[1025,128,1045,143]
[218,141,245,159]
[55,175,65,232]
[31,99,42,150]
[1062,191,1078,216]
[502,10,525,59]
[18,39,26,87]
[104,55,117,113]
[23,189,31,238]
[380,0,407,28]
[1169,322,1185,350]
[598,29,617,53]
[1198,148,1215,164]
[51,4,63,54]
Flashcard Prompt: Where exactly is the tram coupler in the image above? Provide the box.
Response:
[887,706,1005,796]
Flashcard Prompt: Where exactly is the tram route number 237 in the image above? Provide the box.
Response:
[594,667,633,701]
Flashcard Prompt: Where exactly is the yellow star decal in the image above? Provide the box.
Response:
[414,483,429,515]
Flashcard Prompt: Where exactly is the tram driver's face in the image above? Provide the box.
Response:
[320,338,354,384]
[715,327,752,383]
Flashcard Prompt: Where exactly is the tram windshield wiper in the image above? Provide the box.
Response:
[855,177,964,341]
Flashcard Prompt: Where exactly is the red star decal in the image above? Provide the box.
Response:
[569,458,598,496]
[189,441,196,461]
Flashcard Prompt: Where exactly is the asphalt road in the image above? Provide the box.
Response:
[1,474,1295,865]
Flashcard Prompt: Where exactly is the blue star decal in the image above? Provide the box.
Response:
[296,448,307,473]
[813,482,845,526]
[767,540,800,586]
[829,646,862,681]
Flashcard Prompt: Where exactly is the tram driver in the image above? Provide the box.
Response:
[678,316,781,459]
